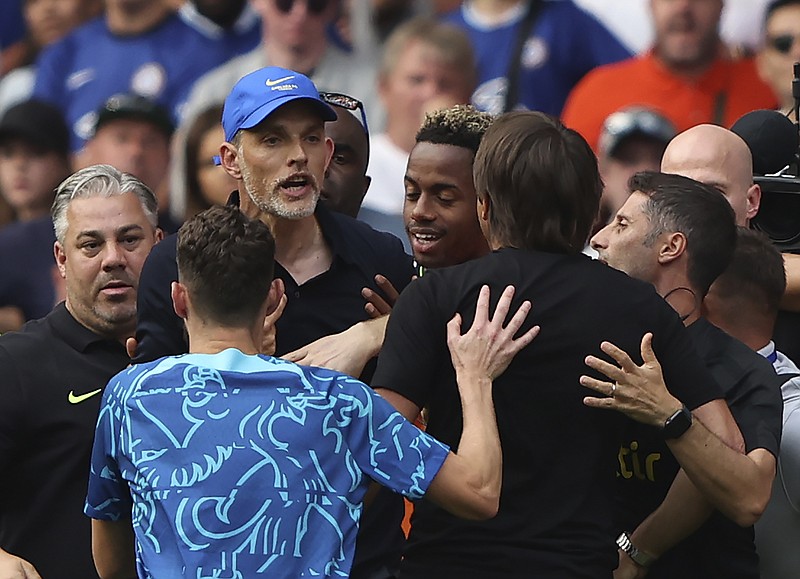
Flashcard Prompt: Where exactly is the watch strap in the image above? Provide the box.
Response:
[616,531,657,568]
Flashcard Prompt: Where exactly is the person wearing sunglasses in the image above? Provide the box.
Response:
[757,0,800,120]
[318,92,372,219]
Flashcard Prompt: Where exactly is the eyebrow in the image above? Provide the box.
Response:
[76,224,146,239]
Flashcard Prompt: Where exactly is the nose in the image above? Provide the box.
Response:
[287,138,309,167]
[410,192,436,222]
[590,225,609,251]
[102,241,126,271]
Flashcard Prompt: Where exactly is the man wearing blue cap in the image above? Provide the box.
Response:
[133,67,415,578]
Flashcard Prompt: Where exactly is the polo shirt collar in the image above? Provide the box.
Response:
[49,302,125,353]
[229,190,360,267]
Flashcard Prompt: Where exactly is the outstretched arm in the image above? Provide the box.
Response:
[424,285,539,519]
[582,333,773,527]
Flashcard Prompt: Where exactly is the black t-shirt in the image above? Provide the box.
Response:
[133,202,413,578]
[373,248,721,579]
[0,303,129,579]
[638,318,783,579]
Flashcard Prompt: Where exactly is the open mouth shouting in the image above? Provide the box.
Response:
[279,173,316,199]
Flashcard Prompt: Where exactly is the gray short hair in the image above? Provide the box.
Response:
[51,164,159,243]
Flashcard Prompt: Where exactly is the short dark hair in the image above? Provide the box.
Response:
[416,105,494,155]
[765,0,800,22]
[629,171,737,297]
[712,227,786,315]
[473,111,602,253]
[177,205,275,326]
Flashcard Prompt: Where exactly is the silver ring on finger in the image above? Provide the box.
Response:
[611,383,617,397]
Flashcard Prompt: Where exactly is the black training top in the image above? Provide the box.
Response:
[641,318,784,579]
[0,303,129,579]
[133,200,413,578]
[373,248,721,579]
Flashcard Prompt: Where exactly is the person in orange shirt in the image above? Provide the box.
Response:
[562,0,778,151]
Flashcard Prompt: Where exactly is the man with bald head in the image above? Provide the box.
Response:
[661,124,761,226]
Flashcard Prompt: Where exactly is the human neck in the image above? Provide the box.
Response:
[107,1,172,35]
[15,203,50,222]
[187,327,260,356]
[65,299,133,345]
[262,33,326,76]
[266,212,332,285]
[658,282,701,326]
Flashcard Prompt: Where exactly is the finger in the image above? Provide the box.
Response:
[22,561,43,579]
[600,340,639,373]
[375,274,400,303]
[584,354,626,383]
[502,299,532,337]
[583,395,617,410]
[473,285,491,326]
[364,302,381,319]
[283,348,305,362]
[579,374,615,396]
[125,337,138,360]
[640,332,659,366]
[446,313,463,346]
[362,287,392,316]
[489,285,515,326]
[509,324,540,353]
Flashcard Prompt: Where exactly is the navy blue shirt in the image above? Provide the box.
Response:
[0,217,57,321]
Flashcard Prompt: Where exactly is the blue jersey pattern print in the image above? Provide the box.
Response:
[85,349,449,578]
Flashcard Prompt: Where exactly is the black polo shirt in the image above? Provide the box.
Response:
[133,200,413,578]
[136,202,412,370]
[0,303,129,579]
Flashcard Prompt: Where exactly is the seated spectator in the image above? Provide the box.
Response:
[32,0,246,153]
[79,93,179,232]
[359,18,475,245]
[757,0,800,119]
[0,99,71,330]
[182,104,236,219]
[595,106,676,234]
[562,0,778,151]
[444,0,630,116]
[0,0,101,116]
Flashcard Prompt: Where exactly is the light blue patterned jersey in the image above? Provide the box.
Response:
[85,349,449,578]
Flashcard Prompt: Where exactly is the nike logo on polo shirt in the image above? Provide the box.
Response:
[68,388,102,404]
[266,75,295,87]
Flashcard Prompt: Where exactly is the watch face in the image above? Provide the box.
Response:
[663,405,692,439]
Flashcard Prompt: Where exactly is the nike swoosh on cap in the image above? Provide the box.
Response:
[265,75,295,87]
[68,388,102,404]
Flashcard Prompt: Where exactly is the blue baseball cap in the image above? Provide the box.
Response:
[222,67,337,142]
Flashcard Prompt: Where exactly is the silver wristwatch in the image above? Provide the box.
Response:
[616,531,657,568]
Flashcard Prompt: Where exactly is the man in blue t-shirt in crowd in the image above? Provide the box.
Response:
[85,204,538,578]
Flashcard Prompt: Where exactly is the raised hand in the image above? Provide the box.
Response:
[581,333,682,427]
[447,285,539,382]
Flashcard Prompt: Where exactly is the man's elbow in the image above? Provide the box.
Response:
[459,492,500,521]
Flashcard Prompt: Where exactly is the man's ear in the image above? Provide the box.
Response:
[54,241,67,278]
[746,183,761,222]
[171,281,189,320]
[657,231,687,265]
[265,278,285,317]
[477,194,491,222]
[220,142,242,180]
